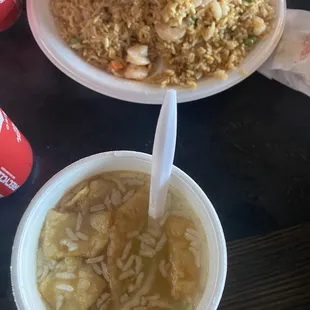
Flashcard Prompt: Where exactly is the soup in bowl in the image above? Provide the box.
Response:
[11,151,227,310]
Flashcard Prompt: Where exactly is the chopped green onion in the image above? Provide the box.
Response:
[245,0,254,3]
[189,16,199,25]
[70,37,80,45]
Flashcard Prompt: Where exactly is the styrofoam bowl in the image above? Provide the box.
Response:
[11,151,227,310]
[26,0,286,104]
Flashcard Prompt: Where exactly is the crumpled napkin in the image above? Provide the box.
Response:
[259,9,310,97]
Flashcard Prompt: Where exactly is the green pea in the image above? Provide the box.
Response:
[244,35,257,47]
[244,38,255,47]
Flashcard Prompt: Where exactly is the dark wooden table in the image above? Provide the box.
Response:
[1,0,310,309]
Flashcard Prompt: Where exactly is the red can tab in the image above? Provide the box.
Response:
[0,109,33,198]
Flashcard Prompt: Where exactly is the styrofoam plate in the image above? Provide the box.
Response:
[27,0,286,104]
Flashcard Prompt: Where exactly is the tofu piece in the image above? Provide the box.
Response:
[119,261,157,310]
[42,209,111,260]
[88,179,111,206]
[56,182,90,213]
[107,186,150,309]
[39,257,106,310]
[56,179,112,213]
[165,216,198,300]
[88,212,111,257]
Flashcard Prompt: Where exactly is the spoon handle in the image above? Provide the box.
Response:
[149,90,177,219]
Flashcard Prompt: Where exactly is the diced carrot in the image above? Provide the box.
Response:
[108,61,124,70]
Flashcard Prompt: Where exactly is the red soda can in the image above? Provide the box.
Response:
[0,0,22,32]
[0,109,33,198]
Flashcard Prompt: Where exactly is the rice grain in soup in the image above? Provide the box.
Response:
[36,171,208,310]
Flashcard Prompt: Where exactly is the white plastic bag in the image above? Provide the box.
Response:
[259,10,310,97]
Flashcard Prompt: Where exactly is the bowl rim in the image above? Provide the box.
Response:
[11,151,227,310]
[26,0,287,104]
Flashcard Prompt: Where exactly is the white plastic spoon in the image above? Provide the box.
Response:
[149,89,177,219]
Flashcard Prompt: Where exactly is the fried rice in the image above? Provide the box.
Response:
[50,0,274,87]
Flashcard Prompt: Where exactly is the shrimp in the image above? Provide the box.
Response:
[210,1,222,21]
[124,64,149,80]
[126,45,150,66]
[193,0,213,8]
[253,16,266,36]
[155,23,186,42]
